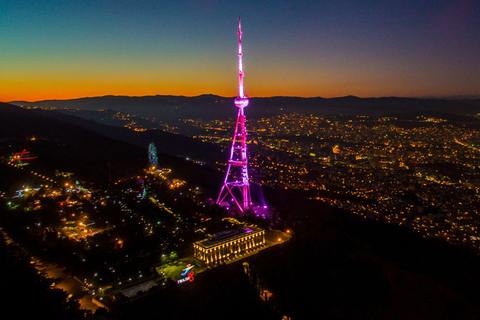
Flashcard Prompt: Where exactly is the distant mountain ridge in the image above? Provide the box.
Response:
[10,95,480,122]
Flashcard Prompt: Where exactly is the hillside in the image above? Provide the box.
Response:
[3,100,480,319]
[11,95,480,123]
[0,102,223,190]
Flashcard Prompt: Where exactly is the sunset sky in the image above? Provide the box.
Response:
[1,0,479,102]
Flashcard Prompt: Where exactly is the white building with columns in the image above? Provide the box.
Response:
[194,227,265,267]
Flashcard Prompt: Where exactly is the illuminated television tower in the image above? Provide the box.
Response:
[217,18,251,213]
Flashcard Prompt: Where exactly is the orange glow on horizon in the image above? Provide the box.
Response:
[1,82,353,102]
[2,75,477,102]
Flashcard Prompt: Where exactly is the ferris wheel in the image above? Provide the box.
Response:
[148,143,158,168]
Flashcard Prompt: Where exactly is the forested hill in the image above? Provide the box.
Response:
[0,102,223,189]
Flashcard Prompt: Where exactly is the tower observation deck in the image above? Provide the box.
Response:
[216,18,252,213]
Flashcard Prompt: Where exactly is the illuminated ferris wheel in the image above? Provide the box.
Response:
[148,143,158,168]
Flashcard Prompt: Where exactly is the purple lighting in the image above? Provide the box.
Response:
[216,18,252,213]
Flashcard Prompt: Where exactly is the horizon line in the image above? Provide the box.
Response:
[8,93,480,104]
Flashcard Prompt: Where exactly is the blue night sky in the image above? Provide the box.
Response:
[1,0,479,101]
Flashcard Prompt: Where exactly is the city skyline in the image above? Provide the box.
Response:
[1,0,480,102]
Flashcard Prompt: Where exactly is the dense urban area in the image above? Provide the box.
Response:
[13,105,480,253]
[9,106,480,254]
[184,113,480,252]
[2,103,480,319]
[1,150,280,301]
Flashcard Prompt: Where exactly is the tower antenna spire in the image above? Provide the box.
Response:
[237,17,246,100]
[216,18,251,213]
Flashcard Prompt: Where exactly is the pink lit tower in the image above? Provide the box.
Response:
[216,18,252,213]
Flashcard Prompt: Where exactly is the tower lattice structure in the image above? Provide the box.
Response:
[217,18,251,213]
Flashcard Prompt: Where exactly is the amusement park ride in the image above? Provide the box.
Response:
[10,149,36,166]
[216,18,252,213]
[146,142,171,179]
[148,143,158,169]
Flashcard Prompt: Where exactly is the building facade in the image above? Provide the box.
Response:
[194,227,265,267]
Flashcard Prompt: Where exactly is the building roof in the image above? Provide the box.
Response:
[195,227,263,248]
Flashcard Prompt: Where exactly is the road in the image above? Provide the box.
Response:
[1,228,100,313]
[33,259,100,312]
